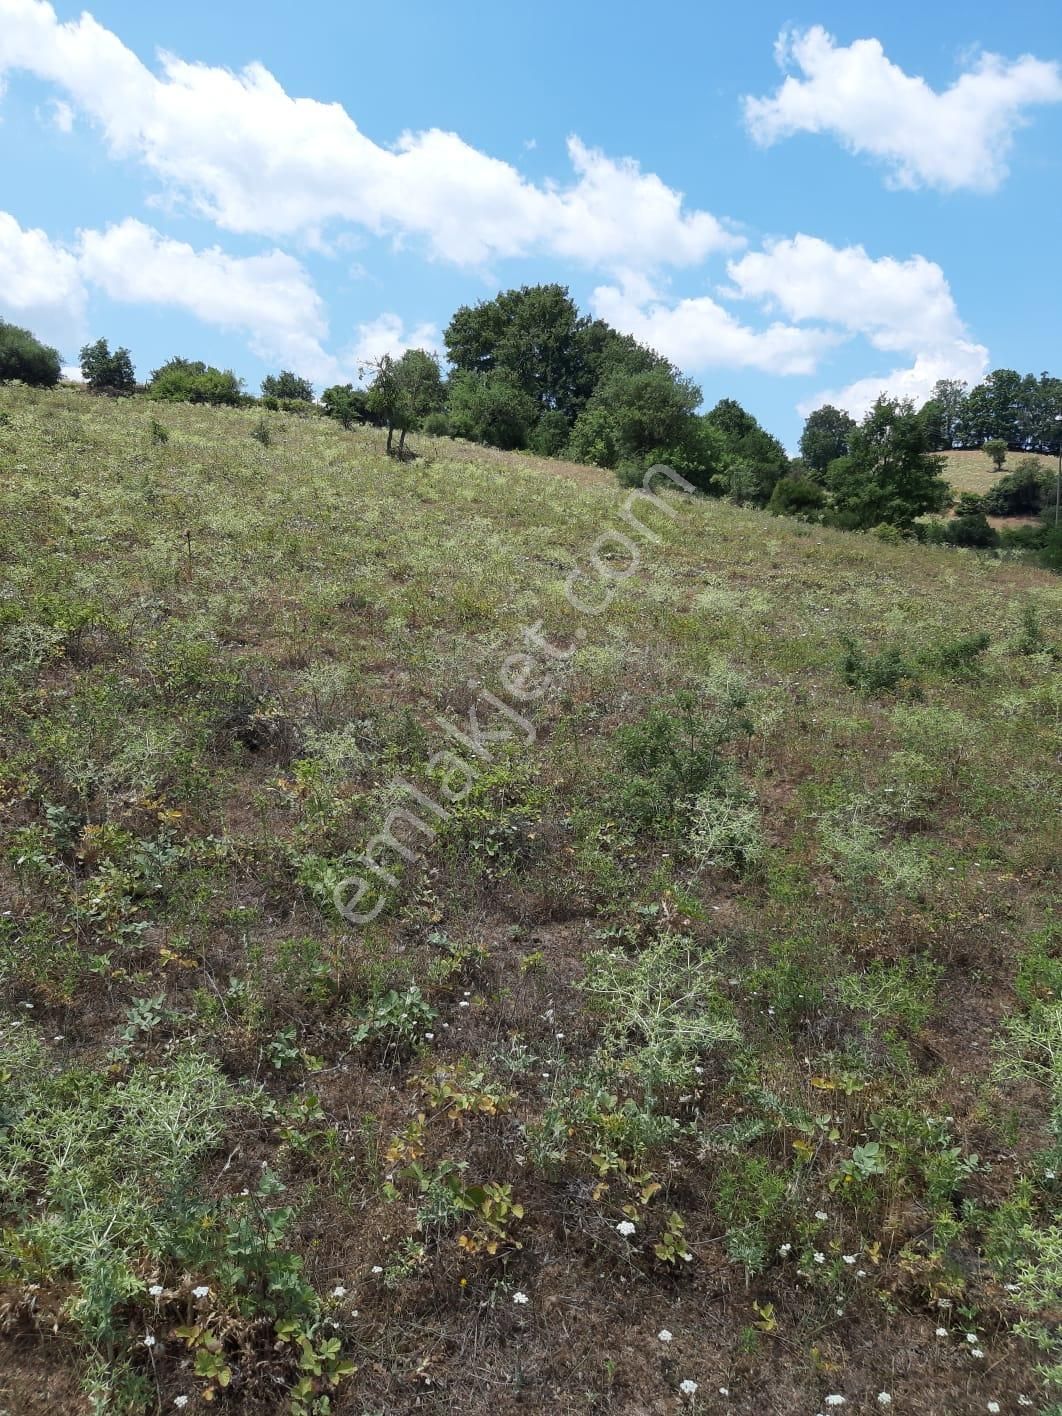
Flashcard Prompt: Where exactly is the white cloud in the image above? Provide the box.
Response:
[0,209,346,380]
[0,0,737,270]
[726,235,968,354]
[78,219,338,380]
[744,26,1062,192]
[0,209,85,347]
[593,234,989,416]
[347,313,439,372]
[591,274,839,377]
[800,344,989,421]
[48,97,73,132]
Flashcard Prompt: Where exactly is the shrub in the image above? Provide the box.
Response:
[421,411,450,436]
[148,357,243,405]
[984,458,1051,516]
[840,637,920,695]
[944,511,999,548]
[768,474,826,518]
[529,409,571,456]
[0,320,61,386]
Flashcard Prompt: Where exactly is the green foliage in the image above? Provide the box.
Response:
[320,382,369,427]
[840,637,920,695]
[261,370,314,403]
[364,348,444,454]
[705,398,790,504]
[148,356,243,405]
[768,473,827,518]
[446,370,537,449]
[827,396,951,530]
[984,457,1051,515]
[944,510,999,548]
[0,319,62,386]
[799,404,855,474]
[984,437,1008,470]
[80,338,137,394]
[609,685,753,835]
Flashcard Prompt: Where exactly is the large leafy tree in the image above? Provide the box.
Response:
[799,404,855,475]
[827,396,950,530]
[80,338,136,394]
[568,366,702,470]
[261,370,314,402]
[920,378,968,450]
[0,321,61,387]
[445,284,587,418]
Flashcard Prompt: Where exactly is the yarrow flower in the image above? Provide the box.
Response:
[814,1210,828,1221]
[966,1333,978,1343]
[192,1285,210,1299]
[616,1220,636,1237]
[148,1284,164,1297]
[877,1396,892,1407]
[679,1379,698,1397]
[935,1327,948,1337]
[825,1398,846,1408]
[813,1251,826,1264]
[971,1349,984,1359]
[332,1285,347,1298]
[143,1333,156,1348]
[371,1265,383,1274]
[174,1401,189,1411]
[657,1329,673,1343]
[512,1291,529,1305]
[987,1404,1000,1414]
[778,1242,792,1256]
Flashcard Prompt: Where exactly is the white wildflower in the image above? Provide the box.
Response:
[143,1334,156,1348]
[148,1284,164,1297]
[174,1401,189,1411]
[679,1379,698,1397]
[512,1291,529,1305]
[192,1285,210,1299]
[371,1265,383,1274]
[825,1398,846,1408]
[331,1285,347,1298]
[987,1404,1000,1414]
[966,1332,978,1343]
[616,1220,636,1237]
[813,1251,826,1264]
[815,1210,828,1220]
[878,1396,891,1407]
[657,1329,673,1343]
[971,1349,984,1359]
[935,1327,948,1337]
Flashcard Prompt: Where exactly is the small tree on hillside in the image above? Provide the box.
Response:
[80,338,136,394]
[984,438,1008,472]
[261,370,314,402]
[0,321,61,387]
[364,349,444,455]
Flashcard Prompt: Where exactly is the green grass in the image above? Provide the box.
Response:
[1,384,1061,1414]
[942,447,1056,497]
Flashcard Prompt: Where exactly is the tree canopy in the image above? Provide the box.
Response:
[80,338,137,394]
[0,321,62,387]
[148,358,243,405]
[826,396,950,530]
[262,370,314,402]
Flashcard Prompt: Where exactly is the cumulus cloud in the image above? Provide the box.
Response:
[0,209,86,347]
[744,26,1062,192]
[0,210,343,380]
[800,345,989,421]
[78,219,337,380]
[591,234,987,415]
[591,274,838,377]
[0,0,737,269]
[347,313,439,370]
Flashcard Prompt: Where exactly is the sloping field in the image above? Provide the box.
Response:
[1,386,1060,1415]
[942,447,1056,496]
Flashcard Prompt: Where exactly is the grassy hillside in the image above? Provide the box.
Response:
[1,385,1060,1416]
[942,447,1056,497]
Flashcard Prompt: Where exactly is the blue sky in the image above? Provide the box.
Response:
[1,0,1061,447]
